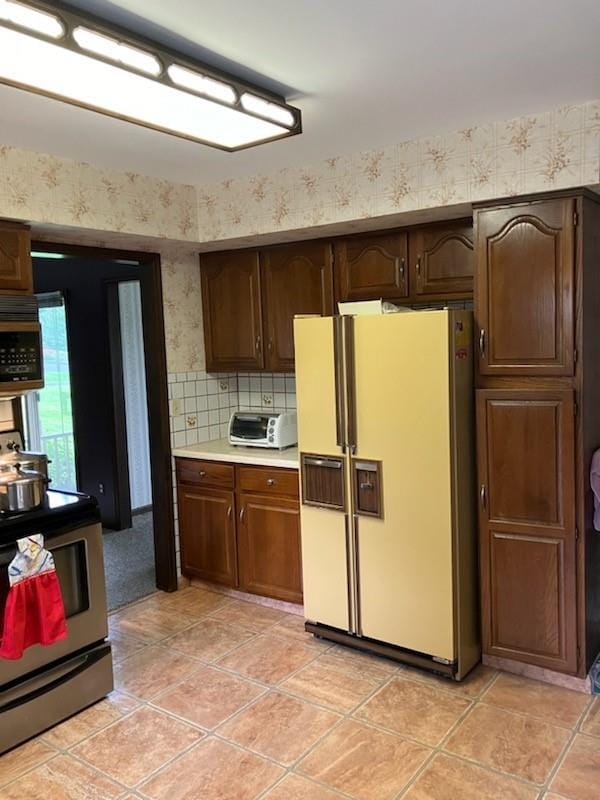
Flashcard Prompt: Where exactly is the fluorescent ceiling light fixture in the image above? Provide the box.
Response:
[73,26,161,76]
[0,0,63,38]
[0,1,301,151]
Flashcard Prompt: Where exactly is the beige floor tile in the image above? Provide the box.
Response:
[550,734,600,800]
[580,697,600,737]
[0,739,57,789]
[269,614,331,650]
[109,602,197,643]
[543,795,568,799]
[140,737,284,800]
[403,663,498,699]
[483,673,590,728]
[109,630,148,663]
[402,752,539,799]
[72,706,202,787]
[1,754,123,800]
[219,690,340,765]
[217,634,317,684]
[264,773,346,799]
[152,665,265,729]
[166,617,255,662]
[297,718,430,800]
[280,656,384,712]
[42,692,139,748]
[207,599,287,631]
[114,644,202,699]
[153,586,232,617]
[355,676,471,746]
[445,704,569,784]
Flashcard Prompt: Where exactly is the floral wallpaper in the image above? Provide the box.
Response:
[197,100,600,242]
[0,99,599,374]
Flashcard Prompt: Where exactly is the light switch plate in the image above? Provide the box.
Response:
[171,398,184,416]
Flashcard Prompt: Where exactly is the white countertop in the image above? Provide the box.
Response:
[172,438,299,469]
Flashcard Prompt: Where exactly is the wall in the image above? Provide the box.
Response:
[0,400,14,432]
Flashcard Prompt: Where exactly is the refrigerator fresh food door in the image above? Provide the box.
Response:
[351,310,458,661]
[294,316,350,631]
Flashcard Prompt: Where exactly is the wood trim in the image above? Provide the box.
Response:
[31,240,177,592]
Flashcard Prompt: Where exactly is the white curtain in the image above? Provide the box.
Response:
[119,281,152,510]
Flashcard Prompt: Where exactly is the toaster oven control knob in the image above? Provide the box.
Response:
[268,436,274,443]
[269,419,275,425]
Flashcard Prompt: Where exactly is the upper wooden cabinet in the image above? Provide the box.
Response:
[0,222,33,294]
[261,242,333,372]
[475,198,575,376]
[335,231,408,302]
[201,250,264,372]
[409,222,473,297]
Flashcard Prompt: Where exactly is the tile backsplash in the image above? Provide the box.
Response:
[237,373,297,413]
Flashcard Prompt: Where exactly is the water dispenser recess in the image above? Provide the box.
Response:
[353,459,383,518]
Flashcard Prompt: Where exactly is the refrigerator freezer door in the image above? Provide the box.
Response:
[295,316,350,631]
[352,310,457,661]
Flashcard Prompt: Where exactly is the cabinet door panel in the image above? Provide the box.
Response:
[0,224,32,293]
[200,250,263,371]
[262,242,333,372]
[335,232,408,302]
[477,389,577,673]
[178,486,237,586]
[411,222,473,296]
[238,493,302,603]
[476,199,575,375]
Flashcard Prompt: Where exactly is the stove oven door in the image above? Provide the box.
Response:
[0,521,108,682]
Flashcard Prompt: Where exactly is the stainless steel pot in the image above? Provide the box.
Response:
[1,449,50,480]
[0,464,47,513]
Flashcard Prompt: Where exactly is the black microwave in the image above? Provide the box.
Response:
[0,323,43,391]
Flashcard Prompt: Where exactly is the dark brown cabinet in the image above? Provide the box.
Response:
[177,484,237,587]
[477,389,578,674]
[410,222,473,297]
[335,231,409,302]
[176,459,302,603]
[475,198,575,376]
[238,493,302,604]
[261,241,334,372]
[200,250,264,372]
[0,222,33,293]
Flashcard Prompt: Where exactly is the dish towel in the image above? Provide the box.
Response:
[592,450,600,532]
[0,534,67,660]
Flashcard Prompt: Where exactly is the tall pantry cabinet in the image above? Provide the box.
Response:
[475,190,600,678]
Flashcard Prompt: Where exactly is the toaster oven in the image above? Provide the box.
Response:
[228,411,297,449]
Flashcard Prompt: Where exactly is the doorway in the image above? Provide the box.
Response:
[26,242,176,604]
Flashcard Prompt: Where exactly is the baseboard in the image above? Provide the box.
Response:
[188,578,304,616]
[483,654,592,694]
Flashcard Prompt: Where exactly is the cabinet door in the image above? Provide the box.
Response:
[200,250,264,372]
[410,222,473,296]
[335,231,408,302]
[0,223,32,293]
[261,242,333,372]
[476,199,575,376]
[477,389,578,674]
[177,485,237,586]
[238,493,302,603]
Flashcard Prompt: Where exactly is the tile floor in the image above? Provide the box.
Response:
[1,586,599,799]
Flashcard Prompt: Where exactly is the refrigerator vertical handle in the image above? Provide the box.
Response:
[333,316,346,451]
[344,315,357,454]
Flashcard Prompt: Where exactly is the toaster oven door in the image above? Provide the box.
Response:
[230,414,270,441]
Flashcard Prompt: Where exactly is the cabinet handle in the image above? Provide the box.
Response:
[227,505,232,519]
[239,507,245,523]
[198,470,206,478]
[480,484,487,511]
[395,256,406,284]
[266,478,275,486]
[255,335,261,353]
[267,338,273,352]
[478,329,486,358]
[416,256,421,277]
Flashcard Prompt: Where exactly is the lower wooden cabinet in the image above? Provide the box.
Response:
[177,484,237,586]
[238,493,302,604]
[176,459,302,603]
[0,222,33,293]
[476,388,578,674]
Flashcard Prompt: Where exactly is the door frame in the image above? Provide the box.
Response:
[31,241,177,592]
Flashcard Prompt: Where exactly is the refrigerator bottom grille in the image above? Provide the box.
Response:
[305,621,459,679]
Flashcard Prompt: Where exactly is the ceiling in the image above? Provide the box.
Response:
[0,0,599,185]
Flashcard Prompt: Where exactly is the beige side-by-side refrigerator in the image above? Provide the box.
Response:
[294,309,480,680]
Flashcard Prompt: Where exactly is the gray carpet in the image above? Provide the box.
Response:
[102,511,156,611]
